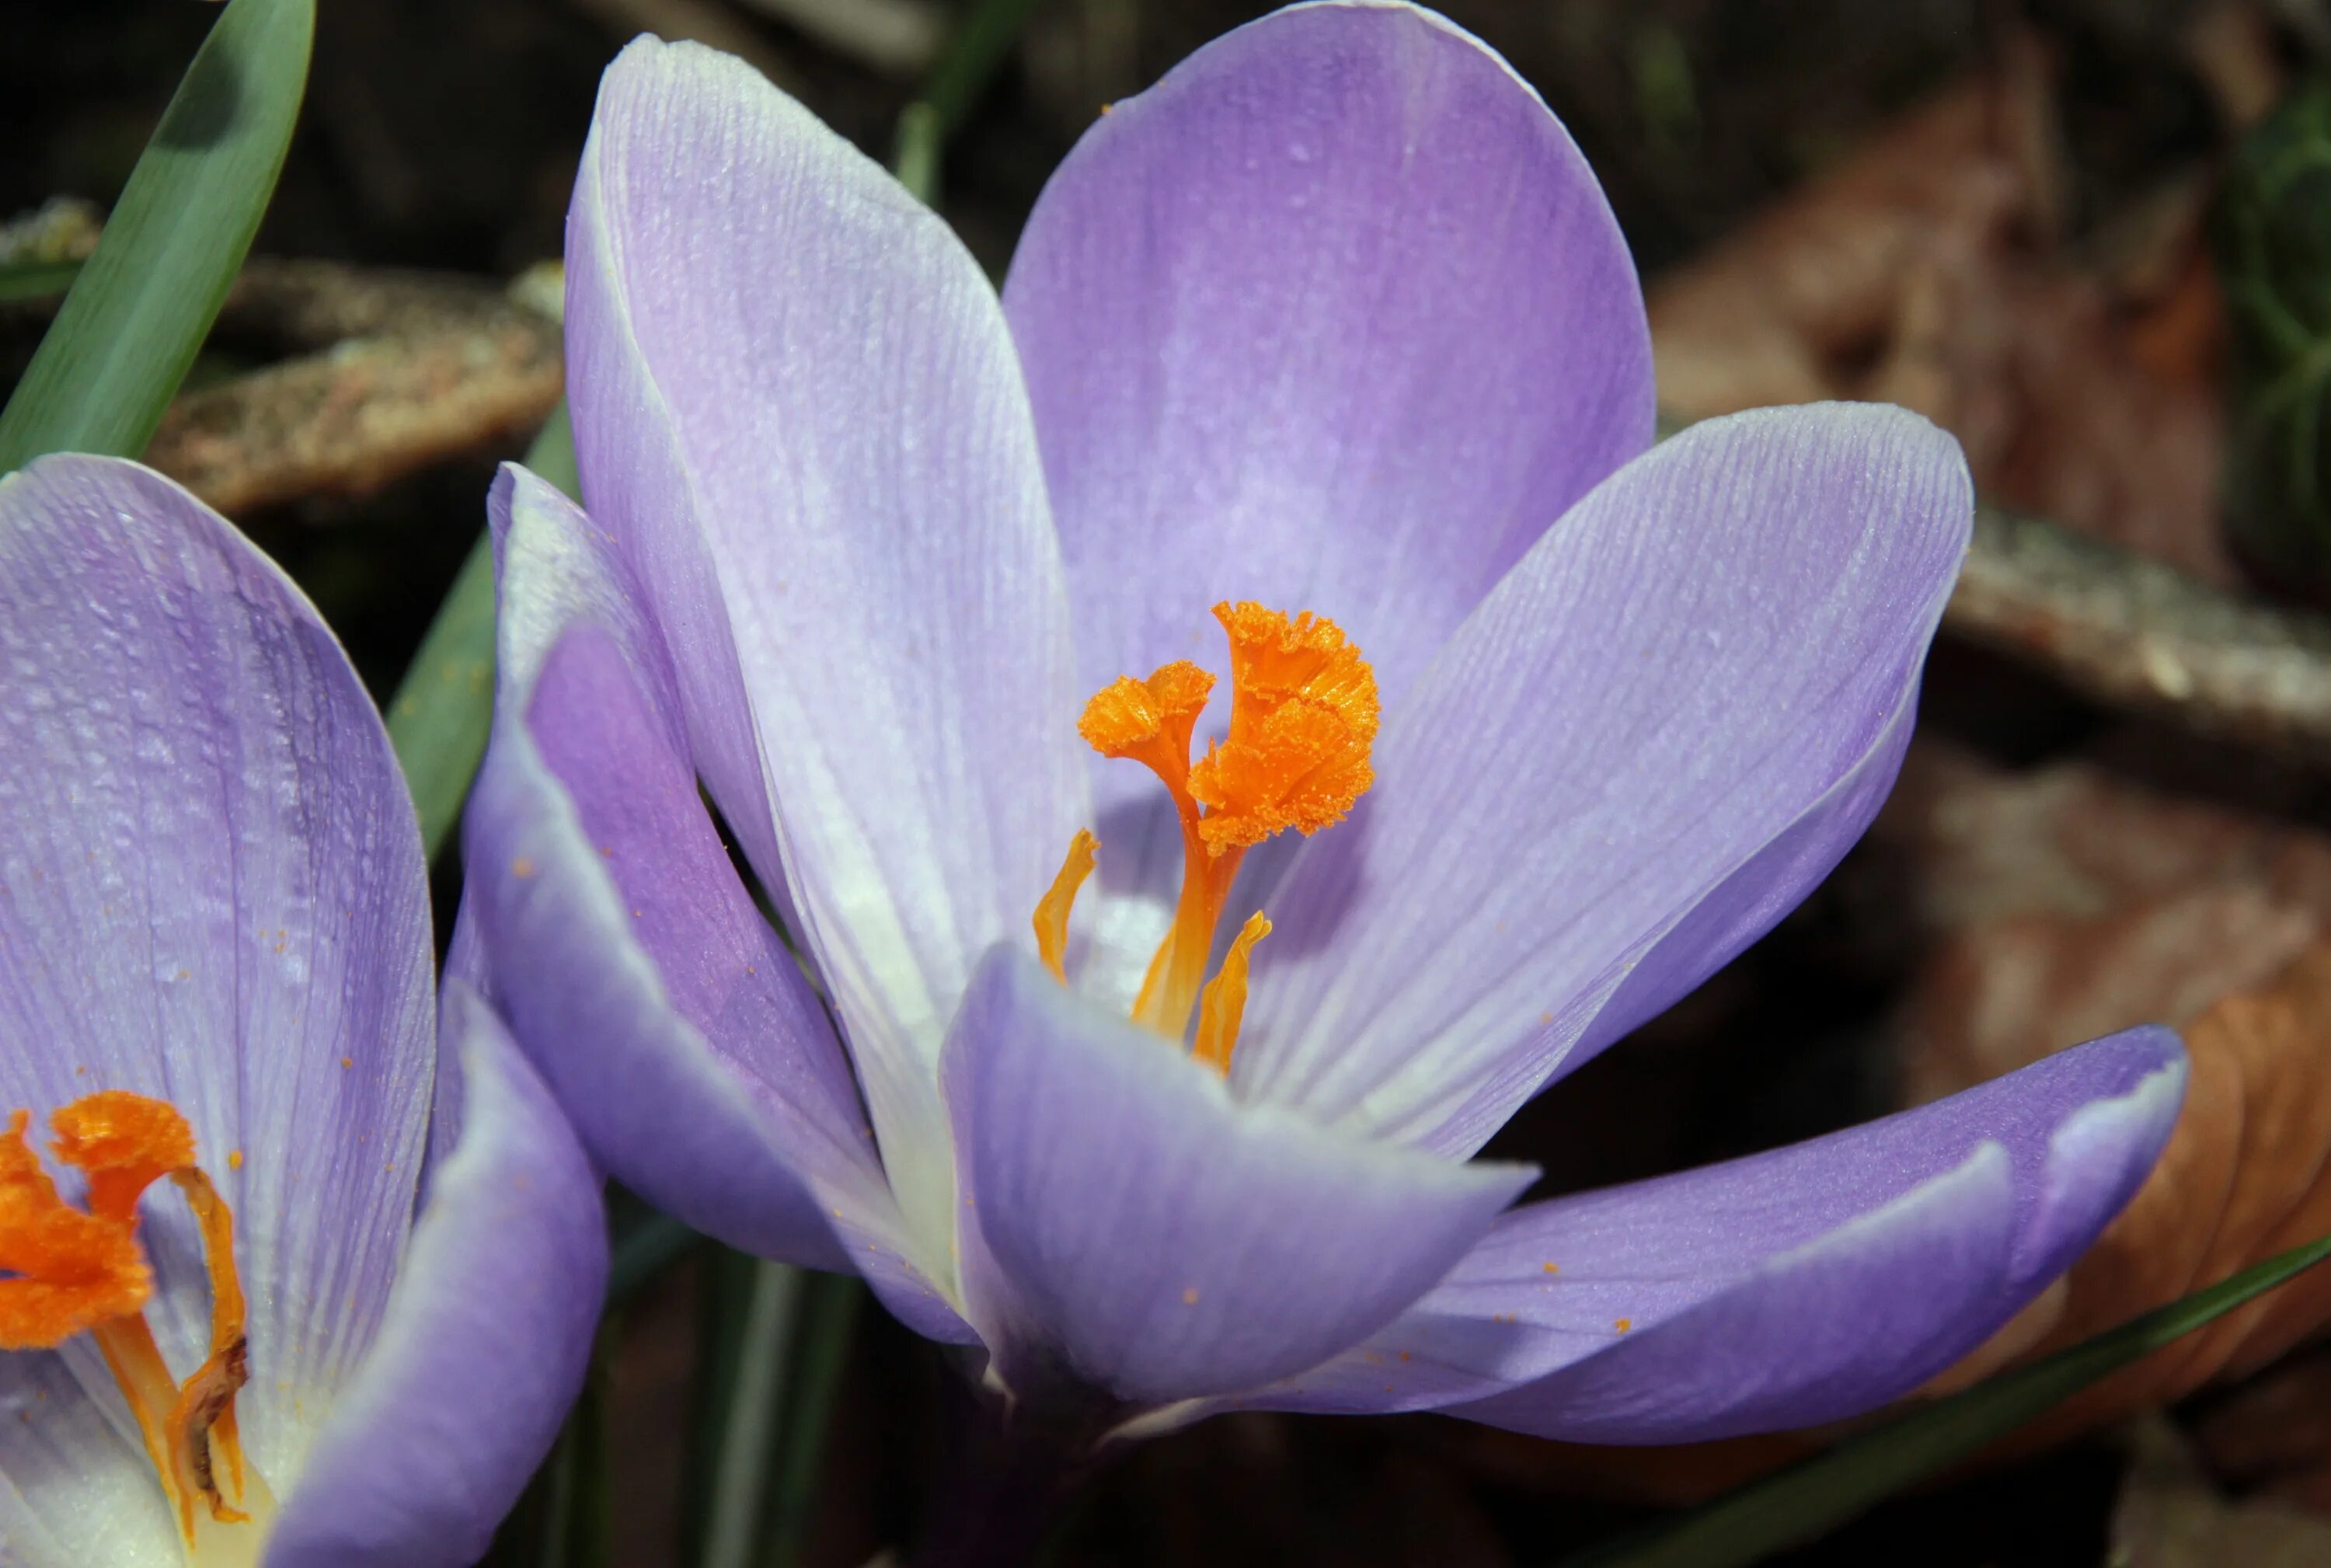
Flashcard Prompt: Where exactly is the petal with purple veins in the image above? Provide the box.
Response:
[465,468,968,1338]
[0,455,434,1507]
[1247,1027,2183,1434]
[1237,405,1973,1155]
[1003,0,1653,988]
[262,985,606,1568]
[945,946,1531,1407]
[567,37,1087,1260]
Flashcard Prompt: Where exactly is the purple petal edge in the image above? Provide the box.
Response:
[262,984,605,1568]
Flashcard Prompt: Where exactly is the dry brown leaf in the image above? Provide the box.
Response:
[2193,1348,2331,1507]
[2112,1417,2331,1568]
[1876,745,2331,1449]
[1932,937,2331,1451]
[1646,39,2230,584]
[1459,745,2331,1500]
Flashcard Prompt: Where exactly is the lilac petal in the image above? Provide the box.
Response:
[0,456,434,1495]
[568,37,1087,1256]
[1238,405,1974,1155]
[465,468,970,1340]
[0,1355,177,1567]
[1002,0,1652,988]
[1253,1028,2183,1437]
[944,946,1532,1406]
[263,984,605,1568]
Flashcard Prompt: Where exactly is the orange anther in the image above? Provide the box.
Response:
[1033,828,1100,984]
[0,1093,250,1542]
[1068,603,1377,1050]
[0,1110,151,1347]
[1192,912,1270,1075]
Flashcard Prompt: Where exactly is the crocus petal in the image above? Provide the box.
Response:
[0,456,434,1490]
[262,985,605,1568]
[1253,1028,2183,1435]
[0,1354,176,1568]
[945,947,1531,1407]
[465,469,968,1339]
[1002,0,1652,989]
[568,37,1087,1257]
[1239,405,1973,1155]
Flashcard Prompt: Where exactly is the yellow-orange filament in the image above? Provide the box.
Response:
[0,1092,250,1542]
[1046,602,1377,1074]
[1033,828,1099,984]
[1193,913,1270,1074]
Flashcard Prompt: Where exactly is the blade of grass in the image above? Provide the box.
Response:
[610,1211,708,1312]
[0,260,82,305]
[892,0,1047,204]
[385,400,573,859]
[758,1271,866,1568]
[699,1259,806,1568]
[0,0,313,470]
[1564,1231,2331,1568]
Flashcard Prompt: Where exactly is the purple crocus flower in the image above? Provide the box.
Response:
[0,455,606,1566]
[465,0,2185,1443]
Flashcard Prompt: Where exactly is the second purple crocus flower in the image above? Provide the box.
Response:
[465,0,2186,1442]
[0,456,606,1566]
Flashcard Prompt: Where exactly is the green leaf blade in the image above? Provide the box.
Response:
[0,0,315,471]
[1568,1232,2331,1568]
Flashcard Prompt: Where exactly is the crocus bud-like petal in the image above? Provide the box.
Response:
[1249,1027,2183,1434]
[568,35,1088,1267]
[465,468,965,1337]
[262,985,606,1568]
[944,947,1533,1407]
[1240,404,1974,1155]
[1005,0,1654,988]
[0,455,436,1558]
[1009,0,1651,713]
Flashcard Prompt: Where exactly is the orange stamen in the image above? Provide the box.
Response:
[1192,912,1270,1075]
[1033,828,1100,984]
[1060,603,1377,1068]
[0,1093,252,1542]
[1187,603,1378,852]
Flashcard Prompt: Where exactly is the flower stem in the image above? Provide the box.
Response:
[908,1394,1103,1568]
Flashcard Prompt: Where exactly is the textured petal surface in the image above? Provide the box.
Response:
[568,37,1085,1257]
[465,469,967,1338]
[1003,0,1653,994]
[0,1355,176,1568]
[1253,1028,2184,1437]
[263,985,605,1568]
[1238,405,1974,1154]
[945,948,1531,1407]
[0,456,434,1508]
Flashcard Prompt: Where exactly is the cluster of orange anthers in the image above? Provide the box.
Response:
[1034,602,1379,1074]
[0,1092,249,1543]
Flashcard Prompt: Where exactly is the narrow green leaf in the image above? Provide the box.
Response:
[697,1258,806,1568]
[0,0,314,470]
[892,0,1048,203]
[2216,77,2331,594]
[1565,1232,2331,1568]
[0,260,82,305]
[385,401,573,860]
[759,1271,865,1568]
[608,1211,706,1311]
